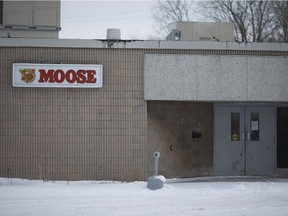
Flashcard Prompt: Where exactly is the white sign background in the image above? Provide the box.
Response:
[13,63,103,88]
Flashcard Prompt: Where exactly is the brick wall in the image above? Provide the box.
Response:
[0,47,147,181]
[147,101,213,178]
[1,45,286,181]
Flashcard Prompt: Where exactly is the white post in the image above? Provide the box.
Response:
[153,152,160,176]
[147,151,165,190]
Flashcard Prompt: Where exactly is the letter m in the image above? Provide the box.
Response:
[38,69,55,83]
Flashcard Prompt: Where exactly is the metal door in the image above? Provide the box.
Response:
[214,105,275,176]
[245,107,275,175]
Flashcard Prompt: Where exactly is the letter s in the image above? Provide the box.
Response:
[76,70,86,83]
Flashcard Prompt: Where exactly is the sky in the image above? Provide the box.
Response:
[60,1,159,40]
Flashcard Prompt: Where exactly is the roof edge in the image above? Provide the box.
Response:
[0,38,288,51]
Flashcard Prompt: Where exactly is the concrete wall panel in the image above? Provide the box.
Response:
[145,54,288,102]
[197,55,247,101]
[247,56,288,101]
[144,54,198,100]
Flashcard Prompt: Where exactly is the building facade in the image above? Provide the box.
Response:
[0,39,288,181]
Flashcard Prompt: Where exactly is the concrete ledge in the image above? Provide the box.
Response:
[0,38,288,51]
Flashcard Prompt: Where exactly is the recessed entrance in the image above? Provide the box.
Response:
[214,105,275,176]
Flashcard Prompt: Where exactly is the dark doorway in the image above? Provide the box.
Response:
[277,107,288,168]
[0,0,3,24]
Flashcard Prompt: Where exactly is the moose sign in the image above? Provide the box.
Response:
[13,63,103,88]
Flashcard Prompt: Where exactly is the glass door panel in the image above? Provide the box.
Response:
[250,112,259,141]
[231,113,240,141]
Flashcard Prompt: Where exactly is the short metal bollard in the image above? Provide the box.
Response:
[153,151,160,176]
[147,151,166,190]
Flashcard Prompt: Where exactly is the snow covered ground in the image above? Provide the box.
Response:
[1,177,288,216]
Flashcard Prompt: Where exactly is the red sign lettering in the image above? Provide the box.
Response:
[54,70,65,83]
[86,70,96,83]
[39,69,55,83]
[38,69,97,84]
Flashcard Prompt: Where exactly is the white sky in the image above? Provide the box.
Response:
[60,1,159,40]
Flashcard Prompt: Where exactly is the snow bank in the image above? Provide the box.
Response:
[1,177,288,216]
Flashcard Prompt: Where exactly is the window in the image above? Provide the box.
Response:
[231,113,240,141]
[0,0,3,24]
[250,112,259,141]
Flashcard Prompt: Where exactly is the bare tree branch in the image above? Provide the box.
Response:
[271,1,288,42]
[152,0,194,38]
[200,0,285,43]
[152,0,287,42]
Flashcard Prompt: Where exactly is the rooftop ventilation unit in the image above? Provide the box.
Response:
[166,22,234,42]
[106,28,121,40]
[166,29,181,41]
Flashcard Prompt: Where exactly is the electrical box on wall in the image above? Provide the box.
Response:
[192,131,201,139]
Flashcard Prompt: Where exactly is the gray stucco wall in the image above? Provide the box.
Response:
[144,54,288,102]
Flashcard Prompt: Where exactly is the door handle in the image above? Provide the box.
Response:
[241,132,245,140]
[247,132,250,140]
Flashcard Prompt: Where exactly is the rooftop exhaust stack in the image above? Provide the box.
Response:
[106,28,121,40]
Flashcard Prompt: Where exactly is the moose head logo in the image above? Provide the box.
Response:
[19,68,36,83]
